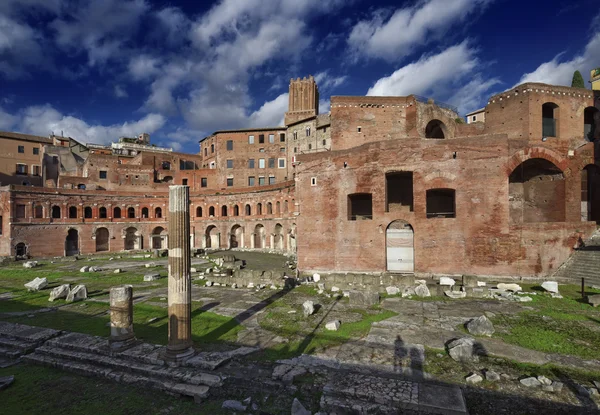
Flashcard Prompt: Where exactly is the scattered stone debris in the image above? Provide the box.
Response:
[89,266,102,272]
[313,273,321,282]
[23,261,38,269]
[113,269,121,274]
[485,370,500,382]
[291,398,311,415]
[447,337,480,362]
[386,286,400,295]
[414,284,431,297]
[349,290,379,306]
[143,273,161,282]
[24,277,47,292]
[205,281,213,287]
[325,320,341,331]
[439,277,456,286]
[444,290,466,299]
[222,400,246,411]
[467,315,495,337]
[48,284,70,301]
[515,296,532,302]
[520,377,542,387]
[331,286,340,293]
[537,375,552,386]
[0,375,14,391]
[402,287,416,298]
[588,294,600,307]
[145,263,156,268]
[303,300,315,317]
[66,285,87,302]
[79,266,90,273]
[466,373,483,384]
[477,281,486,287]
[190,267,197,273]
[541,281,559,294]
[497,283,522,292]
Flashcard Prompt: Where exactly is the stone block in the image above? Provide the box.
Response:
[66,285,87,302]
[349,290,379,306]
[467,315,495,336]
[588,295,600,307]
[143,273,161,282]
[497,283,522,292]
[462,275,479,288]
[303,300,314,317]
[440,277,455,286]
[325,320,340,331]
[48,284,70,301]
[24,277,47,292]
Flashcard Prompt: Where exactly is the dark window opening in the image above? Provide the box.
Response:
[348,193,373,220]
[33,147,39,155]
[245,204,251,215]
[542,102,559,137]
[182,178,188,185]
[584,106,598,141]
[35,205,44,218]
[128,207,136,218]
[209,206,215,216]
[426,189,456,218]
[18,145,24,153]
[425,119,446,139]
[142,207,149,218]
[16,204,25,219]
[259,134,265,143]
[162,161,171,170]
[257,203,262,215]
[201,178,207,187]
[227,178,233,187]
[99,170,107,179]
[68,206,77,218]
[84,207,92,218]
[226,140,233,150]
[114,207,121,218]
[155,207,162,218]
[196,206,202,217]
[280,133,285,142]
[51,206,61,219]
[386,172,414,212]
[222,206,228,216]
[233,205,239,216]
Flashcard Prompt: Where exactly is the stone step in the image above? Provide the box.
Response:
[0,346,22,359]
[23,353,210,402]
[34,345,222,387]
[0,322,62,344]
[0,336,38,353]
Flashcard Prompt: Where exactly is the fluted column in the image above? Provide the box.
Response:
[166,185,194,360]
[109,285,135,350]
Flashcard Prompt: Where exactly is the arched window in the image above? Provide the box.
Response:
[276,201,281,214]
[141,207,149,218]
[34,205,44,218]
[257,203,263,215]
[582,165,600,223]
[99,207,107,219]
[542,102,559,137]
[84,206,92,218]
[196,206,202,217]
[51,205,61,219]
[221,205,228,217]
[114,207,121,218]
[509,158,565,223]
[283,200,289,213]
[155,207,162,218]
[209,206,215,217]
[233,205,239,216]
[128,207,136,218]
[267,202,273,214]
[425,119,446,139]
[245,204,251,216]
[584,106,598,141]
[162,161,171,170]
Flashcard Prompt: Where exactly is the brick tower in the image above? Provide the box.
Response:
[285,76,319,126]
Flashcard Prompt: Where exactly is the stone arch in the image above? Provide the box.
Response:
[273,223,284,250]
[230,224,244,248]
[257,203,263,215]
[124,227,140,250]
[15,242,27,257]
[386,220,414,272]
[276,201,281,215]
[95,227,109,252]
[253,224,265,249]
[425,119,447,139]
[505,147,567,176]
[245,204,251,216]
[509,158,565,224]
[65,228,79,256]
[51,205,61,219]
[205,225,219,248]
[151,226,167,249]
[99,206,107,219]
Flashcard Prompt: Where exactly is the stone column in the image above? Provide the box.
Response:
[109,285,135,350]
[166,185,194,360]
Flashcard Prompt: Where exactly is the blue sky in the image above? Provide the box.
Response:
[1,0,599,153]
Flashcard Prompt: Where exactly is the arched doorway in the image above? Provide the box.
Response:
[273,223,283,250]
[65,229,79,256]
[205,225,219,248]
[582,165,600,223]
[124,227,140,250]
[15,242,27,257]
[230,225,244,248]
[425,120,446,139]
[254,224,265,249]
[96,227,109,252]
[386,220,414,272]
[152,226,167,249]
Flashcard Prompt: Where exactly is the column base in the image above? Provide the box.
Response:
[162,346,195,365]
[108,337,139,353]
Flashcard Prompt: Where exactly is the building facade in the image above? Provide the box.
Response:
[0,77,598,279]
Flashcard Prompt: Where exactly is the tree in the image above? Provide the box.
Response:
[571,70,585,88]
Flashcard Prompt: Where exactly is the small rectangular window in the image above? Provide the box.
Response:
[182,178,188,185]
[269,176,275,185]
[311,177,317,186]
[211,144,214,153]
[294,147,297,153]
[227,178,234,187]
[226,140,233,150]
[226,159,233,169]
[278,158,285,168]
[32,165,40,176]
[258,176,265,185]
[322,139,326,146]
[16,204,26,218]
[259,134,265,143]
[248,135,255,144]
[293,131,298,140]
[248,176,255,186]
[259,148,265,153]
[99,170,107,179]
[472,116,476,121]
[280,147,285,152]
[306,127,311,136]
[357,127,361,132]
[259,158,265,168]
[268,158,275,168]
[204,148,208,156]
[33,147,39,155]
[16,164,27,175]
[280,133,285,142]
[269,134,274,143]
[18,145,24,153]
[201,178,207,187]
[248,159,255,168]
[348,194,373,221]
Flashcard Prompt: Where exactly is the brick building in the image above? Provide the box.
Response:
[0,76,598,279]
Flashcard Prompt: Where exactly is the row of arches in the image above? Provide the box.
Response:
[44,205,163,220]
[203,223,295,251]
[541,102,598,140]
[195,199,294,218]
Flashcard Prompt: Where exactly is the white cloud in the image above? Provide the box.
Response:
[3,104,165,145]
[517,32,600,87]
[248,93,288,127]
[315,71,347,90]
[367,42,498,114]
[0,15,44,79]
[128,55,161,81]
[348,0,493,61]
[114,85,128,98]
[154,7,191,46]
[0,106,18,130]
